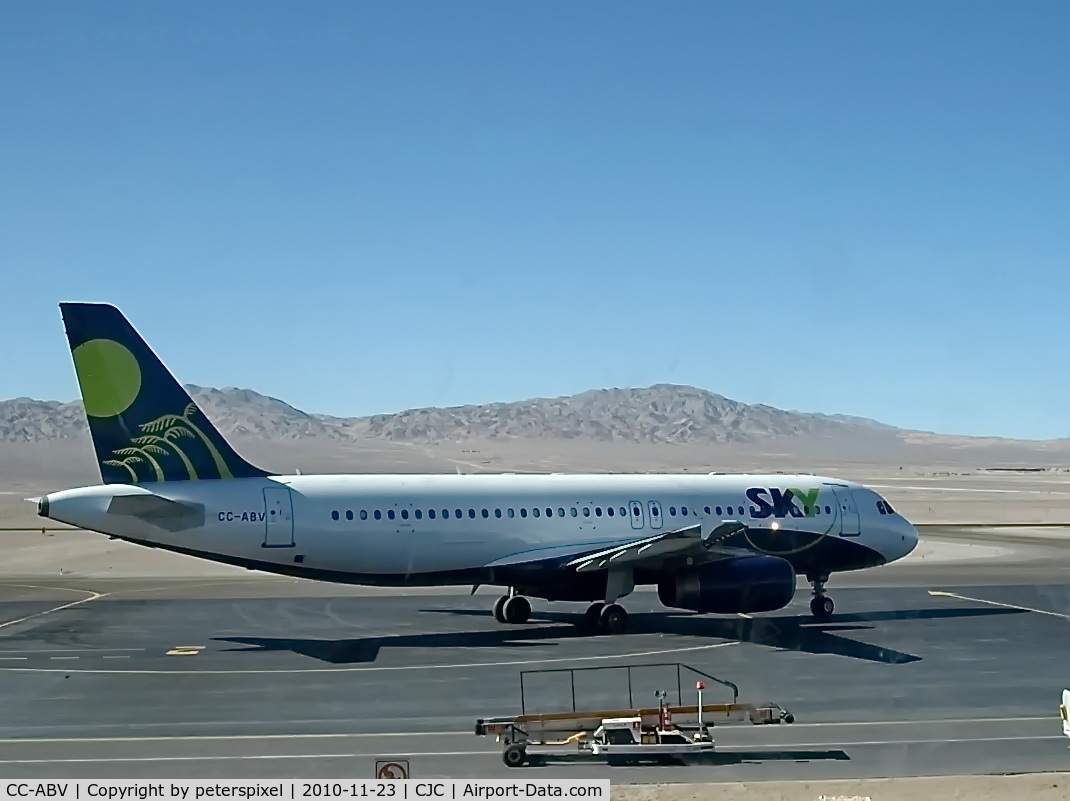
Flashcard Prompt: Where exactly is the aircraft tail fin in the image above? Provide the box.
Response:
[60,302,270,484]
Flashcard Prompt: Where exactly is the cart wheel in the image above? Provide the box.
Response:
[502,744,527,768]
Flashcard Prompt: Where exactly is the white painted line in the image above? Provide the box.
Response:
[869,484,1068,495]
[0,731,469,744]
[48,657,79,661]
[929,590,1070,620]
[0,657,27,661]
[0,641,739,675]
[0,752,493,764]
[0,648,144,654]
[102,655,130,660]
[0,735,1062,764]
[0,587,108,630]
[0,716,1051,745]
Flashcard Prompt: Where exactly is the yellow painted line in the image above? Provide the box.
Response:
[166,646,205,656]
[929,590,1070,620]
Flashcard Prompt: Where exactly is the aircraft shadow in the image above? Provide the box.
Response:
[214,606,1020,666]
[421,605,1025,665]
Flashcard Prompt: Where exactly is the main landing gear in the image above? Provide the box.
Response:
[492,594,629,634]
[807,573,835,620]
[493,593,531,625]
[583,601,628,634]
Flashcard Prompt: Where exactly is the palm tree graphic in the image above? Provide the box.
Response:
[140,404,233,479]
[103,455,143,483]
[134,430,199,480]
[114,445,168,483]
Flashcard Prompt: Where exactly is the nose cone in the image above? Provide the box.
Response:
[883,515,919,564]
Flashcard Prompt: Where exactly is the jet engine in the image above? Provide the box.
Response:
[657,555,796,614]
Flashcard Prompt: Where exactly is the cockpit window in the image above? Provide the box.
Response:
[876,496,896,515]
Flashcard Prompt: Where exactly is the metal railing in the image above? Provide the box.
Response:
[518,662,739,714]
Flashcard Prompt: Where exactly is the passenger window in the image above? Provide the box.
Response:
[429,509,436,519]
[669,507,676,516]
[415,509,422,519]
[715,506,722,515]
[507,508,515,518]
[557,507,565,517]
[374,510,382,520]
[607,507,614,517]
[482,509,489,518]
[388,510,395,520]
[360,510,367,520]
[331,510,339,521]
[737,506,744,516]
[546,507,553,517]
[632,506,640,517]
[345,510,353,521]
[520,508,528,518]
[571,507,578,517]
[455,509,462,519]
[595,507,602,517]
[533,508,541,518]
[495,508,502,518]
[401,510,409,520]
[621,507,628,517]
[468,509,476,518]
[825,505,831,514]
[681,506,688,516]
[651,505,660,517]
[583,507,591,517]
[704,506,711,514]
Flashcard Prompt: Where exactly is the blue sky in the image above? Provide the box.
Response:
[2,2,1068,439]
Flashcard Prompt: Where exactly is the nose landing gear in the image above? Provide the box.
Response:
[807,573,834,619]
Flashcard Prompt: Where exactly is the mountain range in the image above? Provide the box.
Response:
[0,384,906,446]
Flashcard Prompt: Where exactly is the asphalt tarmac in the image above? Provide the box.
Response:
[0,526,1068,781]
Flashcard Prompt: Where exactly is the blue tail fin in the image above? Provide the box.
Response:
[60,302,269,484]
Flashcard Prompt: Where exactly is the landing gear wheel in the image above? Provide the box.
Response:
[810,595,834,618]
[493,595,509,624]
[583,602,605,629]
[503,595,531,625]
[502,743,527,768]
[600,603,628,634]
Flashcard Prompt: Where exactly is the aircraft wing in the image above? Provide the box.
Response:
[481,520,752,571]
[566,520,750,573]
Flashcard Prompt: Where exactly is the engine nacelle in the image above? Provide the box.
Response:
[658,555,796,614]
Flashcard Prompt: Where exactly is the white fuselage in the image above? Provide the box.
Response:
[41,473,918,586]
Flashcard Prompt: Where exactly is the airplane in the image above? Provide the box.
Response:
[34,303,919,634]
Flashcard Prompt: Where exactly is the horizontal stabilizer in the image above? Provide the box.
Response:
[107,494,205,532]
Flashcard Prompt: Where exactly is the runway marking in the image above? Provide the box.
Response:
[0,717,1052,745]
[0,648,144,654]
[0,585,109,631]
[929,590,1070,620]
[166,646,205,656]
[0,735,1063,764]
[0,641,739,675]
[48,657,78,661]
[868,484,1070,495]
